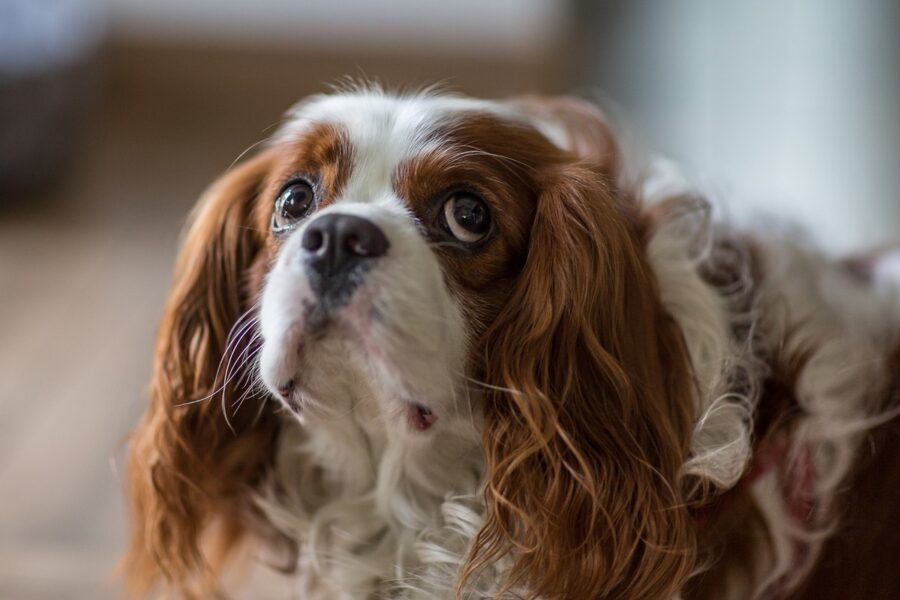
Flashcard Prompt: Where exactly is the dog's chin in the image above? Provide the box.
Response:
[260,288,443,434]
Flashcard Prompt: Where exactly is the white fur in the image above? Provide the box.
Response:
[247,90,900,599]
[258,91,494,599]
[643,161,759,492]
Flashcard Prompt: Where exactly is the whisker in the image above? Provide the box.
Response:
[228,347,263,401]
[225,329,262,383]
[234,382,267,415]
[461,374,522,395]
[228,138,270,171]
[461,372,481,439]
[233,347,262,393]
[449,145,533,185]
[232,353,266,411]
[250,390,271,427]
[174,308,260,407]
[218,319,261,412]
[222,383,236,433]
[218,310,259,377]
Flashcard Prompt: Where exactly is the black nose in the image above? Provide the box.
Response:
[301,213,389,278]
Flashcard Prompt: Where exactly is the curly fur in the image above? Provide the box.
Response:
[123,88,900,600]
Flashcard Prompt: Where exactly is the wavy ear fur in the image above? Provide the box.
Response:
[123,150,279,598]
[465,161,698,599]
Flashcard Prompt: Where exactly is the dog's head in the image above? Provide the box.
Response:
[125,89,699,599]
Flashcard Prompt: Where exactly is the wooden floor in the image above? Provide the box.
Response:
[0,42,561,599]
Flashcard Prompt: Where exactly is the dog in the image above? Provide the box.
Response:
[123,86,900,599]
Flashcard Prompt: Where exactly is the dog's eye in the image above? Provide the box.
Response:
[442,193,490,243]
[273,180,315,231]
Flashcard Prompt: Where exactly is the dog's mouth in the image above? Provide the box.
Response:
[271,374,438,432]
[406,402,438,432]
[276,379,303,412]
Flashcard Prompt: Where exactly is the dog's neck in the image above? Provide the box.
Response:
[258,355,485,598]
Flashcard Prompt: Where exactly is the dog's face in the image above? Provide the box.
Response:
[257,95,561,440]
[125,90,700,600]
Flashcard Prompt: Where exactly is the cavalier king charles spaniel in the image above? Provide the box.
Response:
[124,87,900,599]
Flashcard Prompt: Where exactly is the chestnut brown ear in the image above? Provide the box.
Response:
[463,163,697,599]
[123,150,279,598]
[511,95,622,177]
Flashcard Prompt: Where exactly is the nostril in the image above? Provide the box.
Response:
[302,228,325,252]
[344,220,389,258]
[345,233,362,255]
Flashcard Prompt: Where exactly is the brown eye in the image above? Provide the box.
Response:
[442,193,490,243]
[273,179,315,231]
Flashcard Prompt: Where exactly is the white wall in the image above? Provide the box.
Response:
[107,0,567,58]
[578,1,900,253]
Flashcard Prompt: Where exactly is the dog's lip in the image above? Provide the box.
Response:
[406,402,438,432]
[277,379,295,400]
[275,378,304,412]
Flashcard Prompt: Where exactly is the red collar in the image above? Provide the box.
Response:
[745,431,815,522]
[692,430,817,598]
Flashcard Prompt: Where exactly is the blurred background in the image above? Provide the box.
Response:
[0,1,897,597]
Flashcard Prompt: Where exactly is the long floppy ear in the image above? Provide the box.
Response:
[464,161,698,599]
[123,150,280,598]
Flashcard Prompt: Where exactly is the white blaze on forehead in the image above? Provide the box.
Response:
[277,91,515,207]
